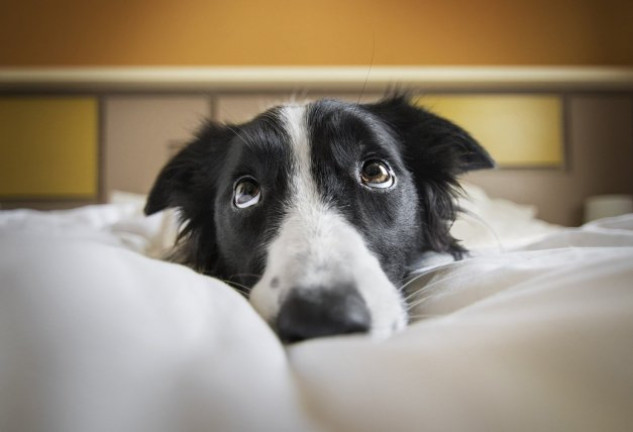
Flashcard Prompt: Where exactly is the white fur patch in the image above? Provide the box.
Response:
[248,104,406,339]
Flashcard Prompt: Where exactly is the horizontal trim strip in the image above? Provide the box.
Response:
[1,67,633,91]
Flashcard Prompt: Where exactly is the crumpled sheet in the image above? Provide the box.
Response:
[1,206,632,432]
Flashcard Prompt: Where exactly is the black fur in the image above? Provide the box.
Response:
[145,95,494,291]
[364,95,494,258]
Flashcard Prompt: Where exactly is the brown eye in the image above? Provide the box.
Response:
[360,160,395,189]
[233,177,261,209]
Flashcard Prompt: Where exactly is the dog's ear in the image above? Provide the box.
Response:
[145,121,235,274]
[144,121,234,217]
[364,95,494,258]
[364,94,494,176]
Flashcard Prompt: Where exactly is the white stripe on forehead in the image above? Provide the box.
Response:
[280,104,309,176]
[279,104,326,213]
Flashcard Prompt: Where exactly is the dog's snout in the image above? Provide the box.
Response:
[276,285,371,343]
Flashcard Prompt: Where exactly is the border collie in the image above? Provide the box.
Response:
[145,95,493,342]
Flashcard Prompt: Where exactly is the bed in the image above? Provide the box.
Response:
[1,184,632,432]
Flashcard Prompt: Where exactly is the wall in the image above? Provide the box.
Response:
[1,0,633,66]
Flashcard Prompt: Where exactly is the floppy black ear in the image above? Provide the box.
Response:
[144,121,234,216]
[144,121,235,274]
[364,94,494,176]
[364,95,494,258]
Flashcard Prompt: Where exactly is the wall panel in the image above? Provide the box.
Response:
[103,96,210,198]
[0,97,97,198]
[416,95,564,168]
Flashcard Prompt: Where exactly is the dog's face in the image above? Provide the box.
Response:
[145,96,493,342]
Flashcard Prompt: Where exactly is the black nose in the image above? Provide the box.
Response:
[276,284,371,343]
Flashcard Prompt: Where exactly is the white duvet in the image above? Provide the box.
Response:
[1,194,632,432]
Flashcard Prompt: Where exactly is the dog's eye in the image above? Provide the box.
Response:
[360,160,395,189]
[233,177,261,209]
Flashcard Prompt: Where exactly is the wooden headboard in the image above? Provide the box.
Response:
[1,67,632,226]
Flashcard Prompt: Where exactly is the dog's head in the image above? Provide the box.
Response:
[145,95,493,342]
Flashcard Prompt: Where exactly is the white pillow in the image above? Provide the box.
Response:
[451,182,561,251]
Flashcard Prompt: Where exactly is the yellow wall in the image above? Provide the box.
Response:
[1,0,632,67]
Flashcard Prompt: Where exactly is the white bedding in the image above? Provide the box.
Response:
[1,192,632,432]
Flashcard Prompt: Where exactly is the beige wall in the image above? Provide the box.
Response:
[103,96,210,199]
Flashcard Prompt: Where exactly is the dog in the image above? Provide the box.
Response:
[144,94,494,342]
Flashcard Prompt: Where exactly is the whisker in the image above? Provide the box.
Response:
[227,273,263,281]
[400,257,462,294]
[407,313,445,321]
[403,272,467,311]
[402,281,435,304]
[405,295,434,312]
[401,273,446,303]
[402,266,466,300]
[222,280,252,297]
[398,266,445,295]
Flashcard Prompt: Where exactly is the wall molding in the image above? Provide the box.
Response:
[2,66,633,92]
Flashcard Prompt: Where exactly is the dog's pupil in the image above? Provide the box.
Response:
[238,182,256,198]
[235,179,260,207]
[364,162,388,182]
